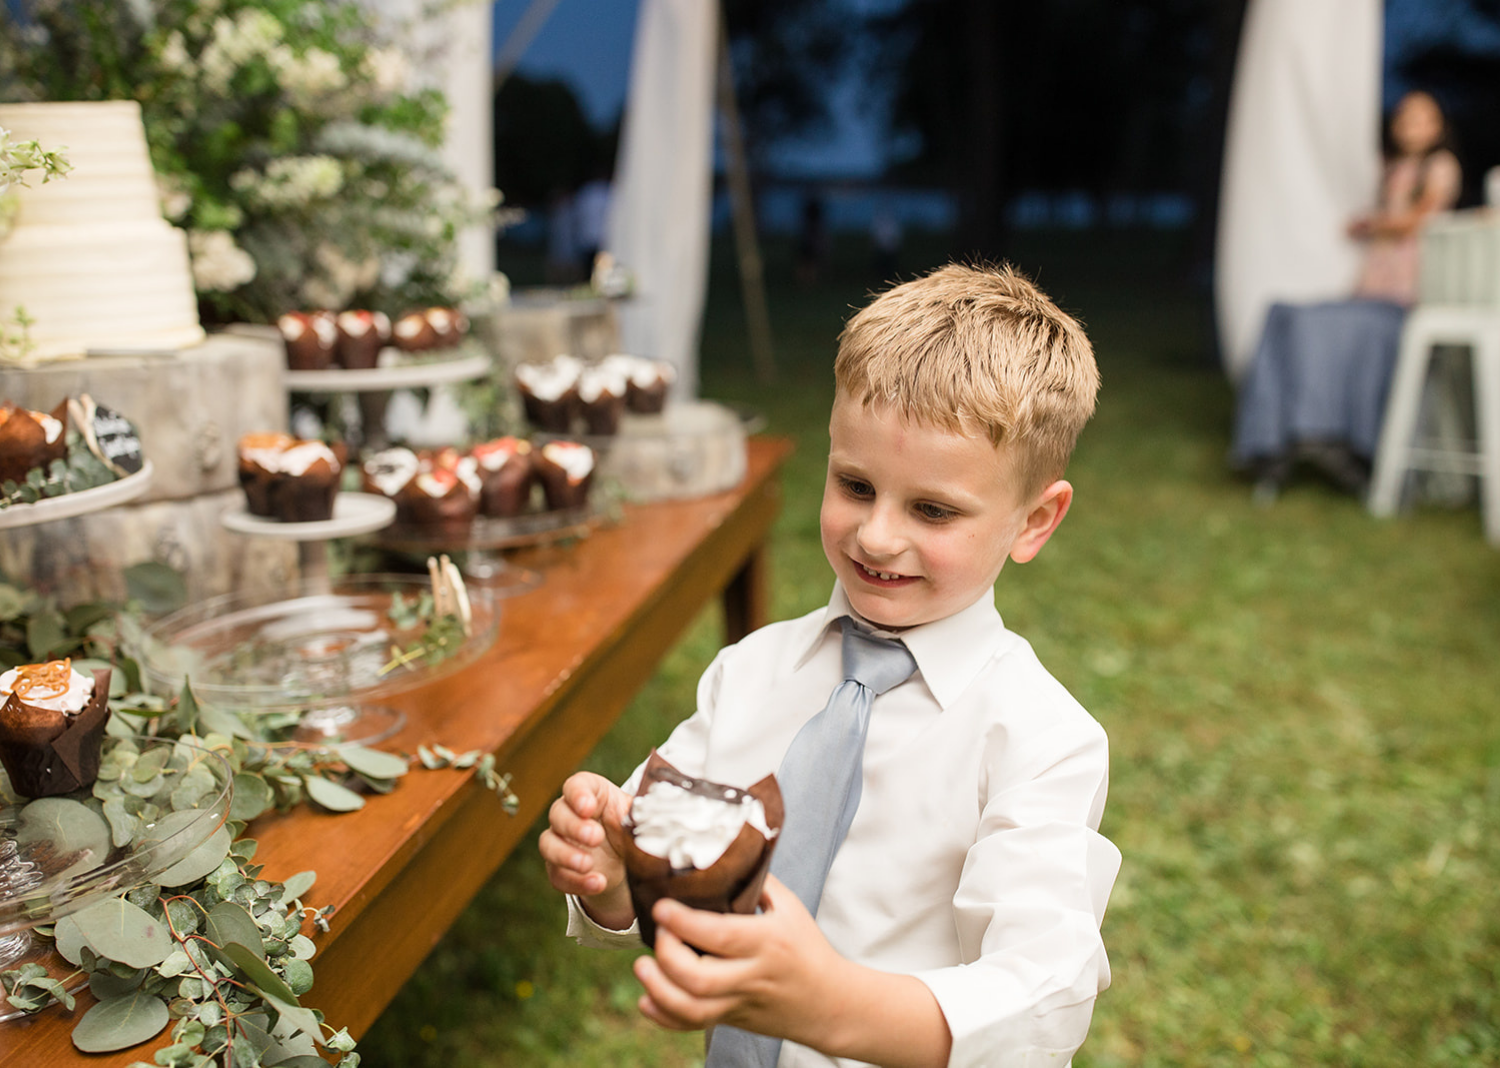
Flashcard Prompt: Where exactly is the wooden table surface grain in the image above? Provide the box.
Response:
[2,436,792,1065]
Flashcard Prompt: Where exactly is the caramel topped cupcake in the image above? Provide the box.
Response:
[0,399,69,487]
[237,433,342,522]
[0,659,112,798]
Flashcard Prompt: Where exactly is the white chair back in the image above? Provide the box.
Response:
[1419,211,1500,309]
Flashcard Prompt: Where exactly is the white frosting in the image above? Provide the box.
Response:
[541,442,594,482]
[365,448,418,495]
[278,314,308,340]
[601,354,674,388]
[337,311,377,338]
[0,101,204,361]
[394,314,427,340]
[472,439,525,471]
[453,455,482,496]
[0,664,94,715]
[311,315,337,346]
[516,359,579,402]
[276,441,337,476]
[630,780,773,870]
[36,412,62,444]
[578,365,627,403]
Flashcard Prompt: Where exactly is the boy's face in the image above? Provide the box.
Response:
[820,392,1032,629]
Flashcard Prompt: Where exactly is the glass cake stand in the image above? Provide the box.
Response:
[136,570,533,746]
[0,734,234,1019]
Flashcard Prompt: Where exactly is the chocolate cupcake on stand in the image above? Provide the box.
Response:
[515,356,582,434]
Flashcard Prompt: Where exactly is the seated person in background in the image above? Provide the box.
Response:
[1232,89,1462,499]
[543,263,1120,1067]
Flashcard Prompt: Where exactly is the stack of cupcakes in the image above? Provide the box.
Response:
[514,353,675,436]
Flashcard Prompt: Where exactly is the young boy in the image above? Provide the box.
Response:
[541,263,1120,1067]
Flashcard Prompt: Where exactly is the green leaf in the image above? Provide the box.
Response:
[64,600,115,635]
[152,823,233,888]
[71,989,171,1052]
[279,870,316,904]
[24,608,69,660]
[230,772,275,822]
[123,561,188,616]
[16,796,110,880]
[336,746,408,780]
[68,897,174,969]
[302,775,364,813]
[0,582,32,621]
[205,902,265,960]
[171,679,201,736]
[89,968,146,1000]
[281,957,314,997]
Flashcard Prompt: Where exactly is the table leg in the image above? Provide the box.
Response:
[722,542,769,644]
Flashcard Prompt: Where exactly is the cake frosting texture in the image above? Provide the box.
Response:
[0,101,204,361]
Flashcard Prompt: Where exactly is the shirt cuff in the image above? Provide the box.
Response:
[564,894,644,950]
[913,963,1094,1068]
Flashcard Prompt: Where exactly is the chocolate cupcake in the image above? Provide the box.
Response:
[603,355,676,415]
[237,434,342,521]
[578,364,627,436]
[237,432,296,517]
[392,311,437,353]
[278,311,338,371]
[399,452,480,538]
[471,437,534,518]
[0,399,69,487]
[335,310,391,370]
[534,439,595,511]
[425,307,469,349]
[515,356,582,434]
[623,751,782,950]
[362,446,421,501]
[0,661,112,799]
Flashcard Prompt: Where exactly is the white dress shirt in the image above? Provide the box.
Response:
[568,584,1121,1068]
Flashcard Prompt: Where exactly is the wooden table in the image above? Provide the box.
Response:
[4,437,792,1064]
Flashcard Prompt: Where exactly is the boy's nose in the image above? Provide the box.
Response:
[856,504,906,557]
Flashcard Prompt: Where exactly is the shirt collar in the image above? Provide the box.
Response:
[791,582,1010,710]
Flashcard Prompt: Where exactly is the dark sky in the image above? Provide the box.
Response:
[493,0,1500,180]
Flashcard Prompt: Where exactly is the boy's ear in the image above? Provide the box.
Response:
[1009,480,1073,564]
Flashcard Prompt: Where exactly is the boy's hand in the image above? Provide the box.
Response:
[634,875,951,1068]
[634,876,849,1048]
[539,772,634,927]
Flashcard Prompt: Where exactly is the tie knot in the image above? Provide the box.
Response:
[840,617,918,695]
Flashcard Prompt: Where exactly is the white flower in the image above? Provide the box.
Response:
[230,155,343,208]
[277,47,347,106]
[158,31,191,74]
[364,47,411,97]
[188,229,257,292]
[155,175,192,222]
[200,10,284,93]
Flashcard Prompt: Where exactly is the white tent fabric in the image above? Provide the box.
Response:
[606,0,718,399]
[1215,0,1383,380]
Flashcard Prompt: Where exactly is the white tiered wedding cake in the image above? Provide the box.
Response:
[0,100,203,361]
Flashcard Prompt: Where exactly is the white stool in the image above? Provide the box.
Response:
[1368,211,1500,542]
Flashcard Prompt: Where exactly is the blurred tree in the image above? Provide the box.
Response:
[721,0,853,173]
[491,72,601,207]
[868,0,1241,261]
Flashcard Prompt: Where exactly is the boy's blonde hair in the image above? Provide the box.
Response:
[834,262,1099,498]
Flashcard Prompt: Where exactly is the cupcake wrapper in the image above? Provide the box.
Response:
[623,750,782,950]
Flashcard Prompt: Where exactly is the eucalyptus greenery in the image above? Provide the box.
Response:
[0,428,121,508]
[0,577,517,1062]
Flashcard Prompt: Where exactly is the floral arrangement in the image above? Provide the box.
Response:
[0,0,500,324]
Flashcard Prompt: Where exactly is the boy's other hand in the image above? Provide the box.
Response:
[540,772,633,925]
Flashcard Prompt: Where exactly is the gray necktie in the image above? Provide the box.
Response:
[705,617,917,1068]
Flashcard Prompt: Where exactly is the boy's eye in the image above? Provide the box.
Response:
[838,476,874,499]
[915,502,955,522]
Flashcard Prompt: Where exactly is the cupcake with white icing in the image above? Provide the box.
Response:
[623,750,782,949]
[0,659,112,798]
[534,439,595,511]
[515,355,583,433]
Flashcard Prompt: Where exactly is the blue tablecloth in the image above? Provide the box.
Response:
[1231,298,1407,466]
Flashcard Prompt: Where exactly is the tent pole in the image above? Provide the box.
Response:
[716,8,777,384]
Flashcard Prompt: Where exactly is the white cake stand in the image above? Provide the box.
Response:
[220,491,396,586]
[0,460,154,530]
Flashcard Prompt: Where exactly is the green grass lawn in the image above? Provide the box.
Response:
[359,230,1500,1066]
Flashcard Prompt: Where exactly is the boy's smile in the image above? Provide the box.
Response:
[821,392,1047,629]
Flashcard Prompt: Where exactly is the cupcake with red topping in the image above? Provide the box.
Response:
[335,310,392,370]
[278,311,338,371]
[471,437,534,518]
[0,659,112,798]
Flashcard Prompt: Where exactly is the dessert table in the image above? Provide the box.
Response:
[1,436,791,1064]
